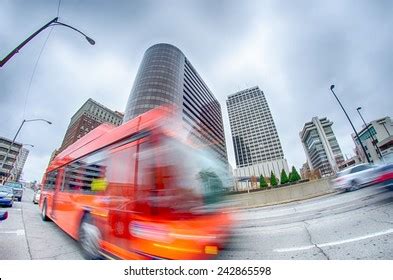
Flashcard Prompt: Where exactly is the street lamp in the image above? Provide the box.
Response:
[329,85,371,163]
[21,143,35,148]
[0,118,52,183]
[0,17,95,68]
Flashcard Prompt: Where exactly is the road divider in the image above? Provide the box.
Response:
[227,178,335,209]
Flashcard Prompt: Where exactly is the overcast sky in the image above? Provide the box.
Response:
[1,0,392,182]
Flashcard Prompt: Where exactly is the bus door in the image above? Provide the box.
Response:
[41,170,58,218]
[52,166,80,237]
[50,167,64,220]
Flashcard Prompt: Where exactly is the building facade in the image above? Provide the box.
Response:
[300,117,344,177]
[226,86,288,184]
[13,147,29,181]
[0,137,25,183]
[59,98,123,152]
[123,43,228,164]
[227,86,285,168]
[352,116,393,164]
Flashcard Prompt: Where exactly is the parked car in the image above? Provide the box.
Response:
[373,163,393,189]
[332,163,378,191]
[0,211,8,221]
[4,181,23,201]
[0,185,14,207]
[33,189,41,204]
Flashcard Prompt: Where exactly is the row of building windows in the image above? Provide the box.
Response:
[184,61,220,113]
[183,85,224,137]
[183,78,222,127]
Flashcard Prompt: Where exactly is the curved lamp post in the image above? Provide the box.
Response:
[21,143,35,148]
[0,17,95,68]
[329,85,371,163]
[0,119,52,183]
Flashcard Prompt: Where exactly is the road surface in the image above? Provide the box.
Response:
[0,185,392,259]
[0,187,83,260]
[220,184,393,259]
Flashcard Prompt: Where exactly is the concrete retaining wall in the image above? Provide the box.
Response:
[227,178,334,208]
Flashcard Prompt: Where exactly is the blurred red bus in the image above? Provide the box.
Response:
[39,107,232,259]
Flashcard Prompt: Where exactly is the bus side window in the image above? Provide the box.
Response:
[63,160,107,193]
[106,145,136,196]
[44,171,58,191]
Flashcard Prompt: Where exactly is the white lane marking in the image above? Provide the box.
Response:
[0,229,25,236]
[275,228,393,253]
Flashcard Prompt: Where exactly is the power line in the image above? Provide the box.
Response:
[21,0,62,119]
[22,26,54,119]
[57,0,62,17]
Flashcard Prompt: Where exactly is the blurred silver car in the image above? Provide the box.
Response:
[332,163,378,191]
[33,189,41,204]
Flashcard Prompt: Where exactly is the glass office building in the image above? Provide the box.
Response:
[227,86,285,168]
[124,43,228,164]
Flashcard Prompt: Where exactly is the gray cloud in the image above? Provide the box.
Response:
[1,0,392,181]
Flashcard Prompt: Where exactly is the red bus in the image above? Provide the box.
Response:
[39,107,232,259]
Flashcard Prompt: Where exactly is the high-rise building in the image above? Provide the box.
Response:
[226,86,288,183]
[123,43,228,164]
[14,147,29,181]
[0,136,23,183]
[59,98,123,152]
[300,117,344,176]
[352,116,393,163]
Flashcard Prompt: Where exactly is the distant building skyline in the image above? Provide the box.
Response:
[300,117,344,177]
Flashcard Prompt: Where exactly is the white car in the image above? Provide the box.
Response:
[33,189,41,204]
[332,163,378,191]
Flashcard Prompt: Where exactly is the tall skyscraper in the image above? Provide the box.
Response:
[124,43,228,164]
[59,98,123,152]
[300,117,344,176]
[226,86,288,180]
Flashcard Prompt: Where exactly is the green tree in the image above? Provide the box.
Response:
[280,169,289,184]
[289,166,301,182]
[270,171,278,187]
[259,175,268,189]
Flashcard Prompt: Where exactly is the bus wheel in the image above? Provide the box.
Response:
[41,200,49,221]
[79,214,102,260]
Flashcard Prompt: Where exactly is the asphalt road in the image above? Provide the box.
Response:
[220,184,393,259]
[0,185,392,260]
[0,187,83,260]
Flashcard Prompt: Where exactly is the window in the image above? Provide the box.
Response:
[63,152,107,193]
[107,145,136,185]
[44,171,58,190]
